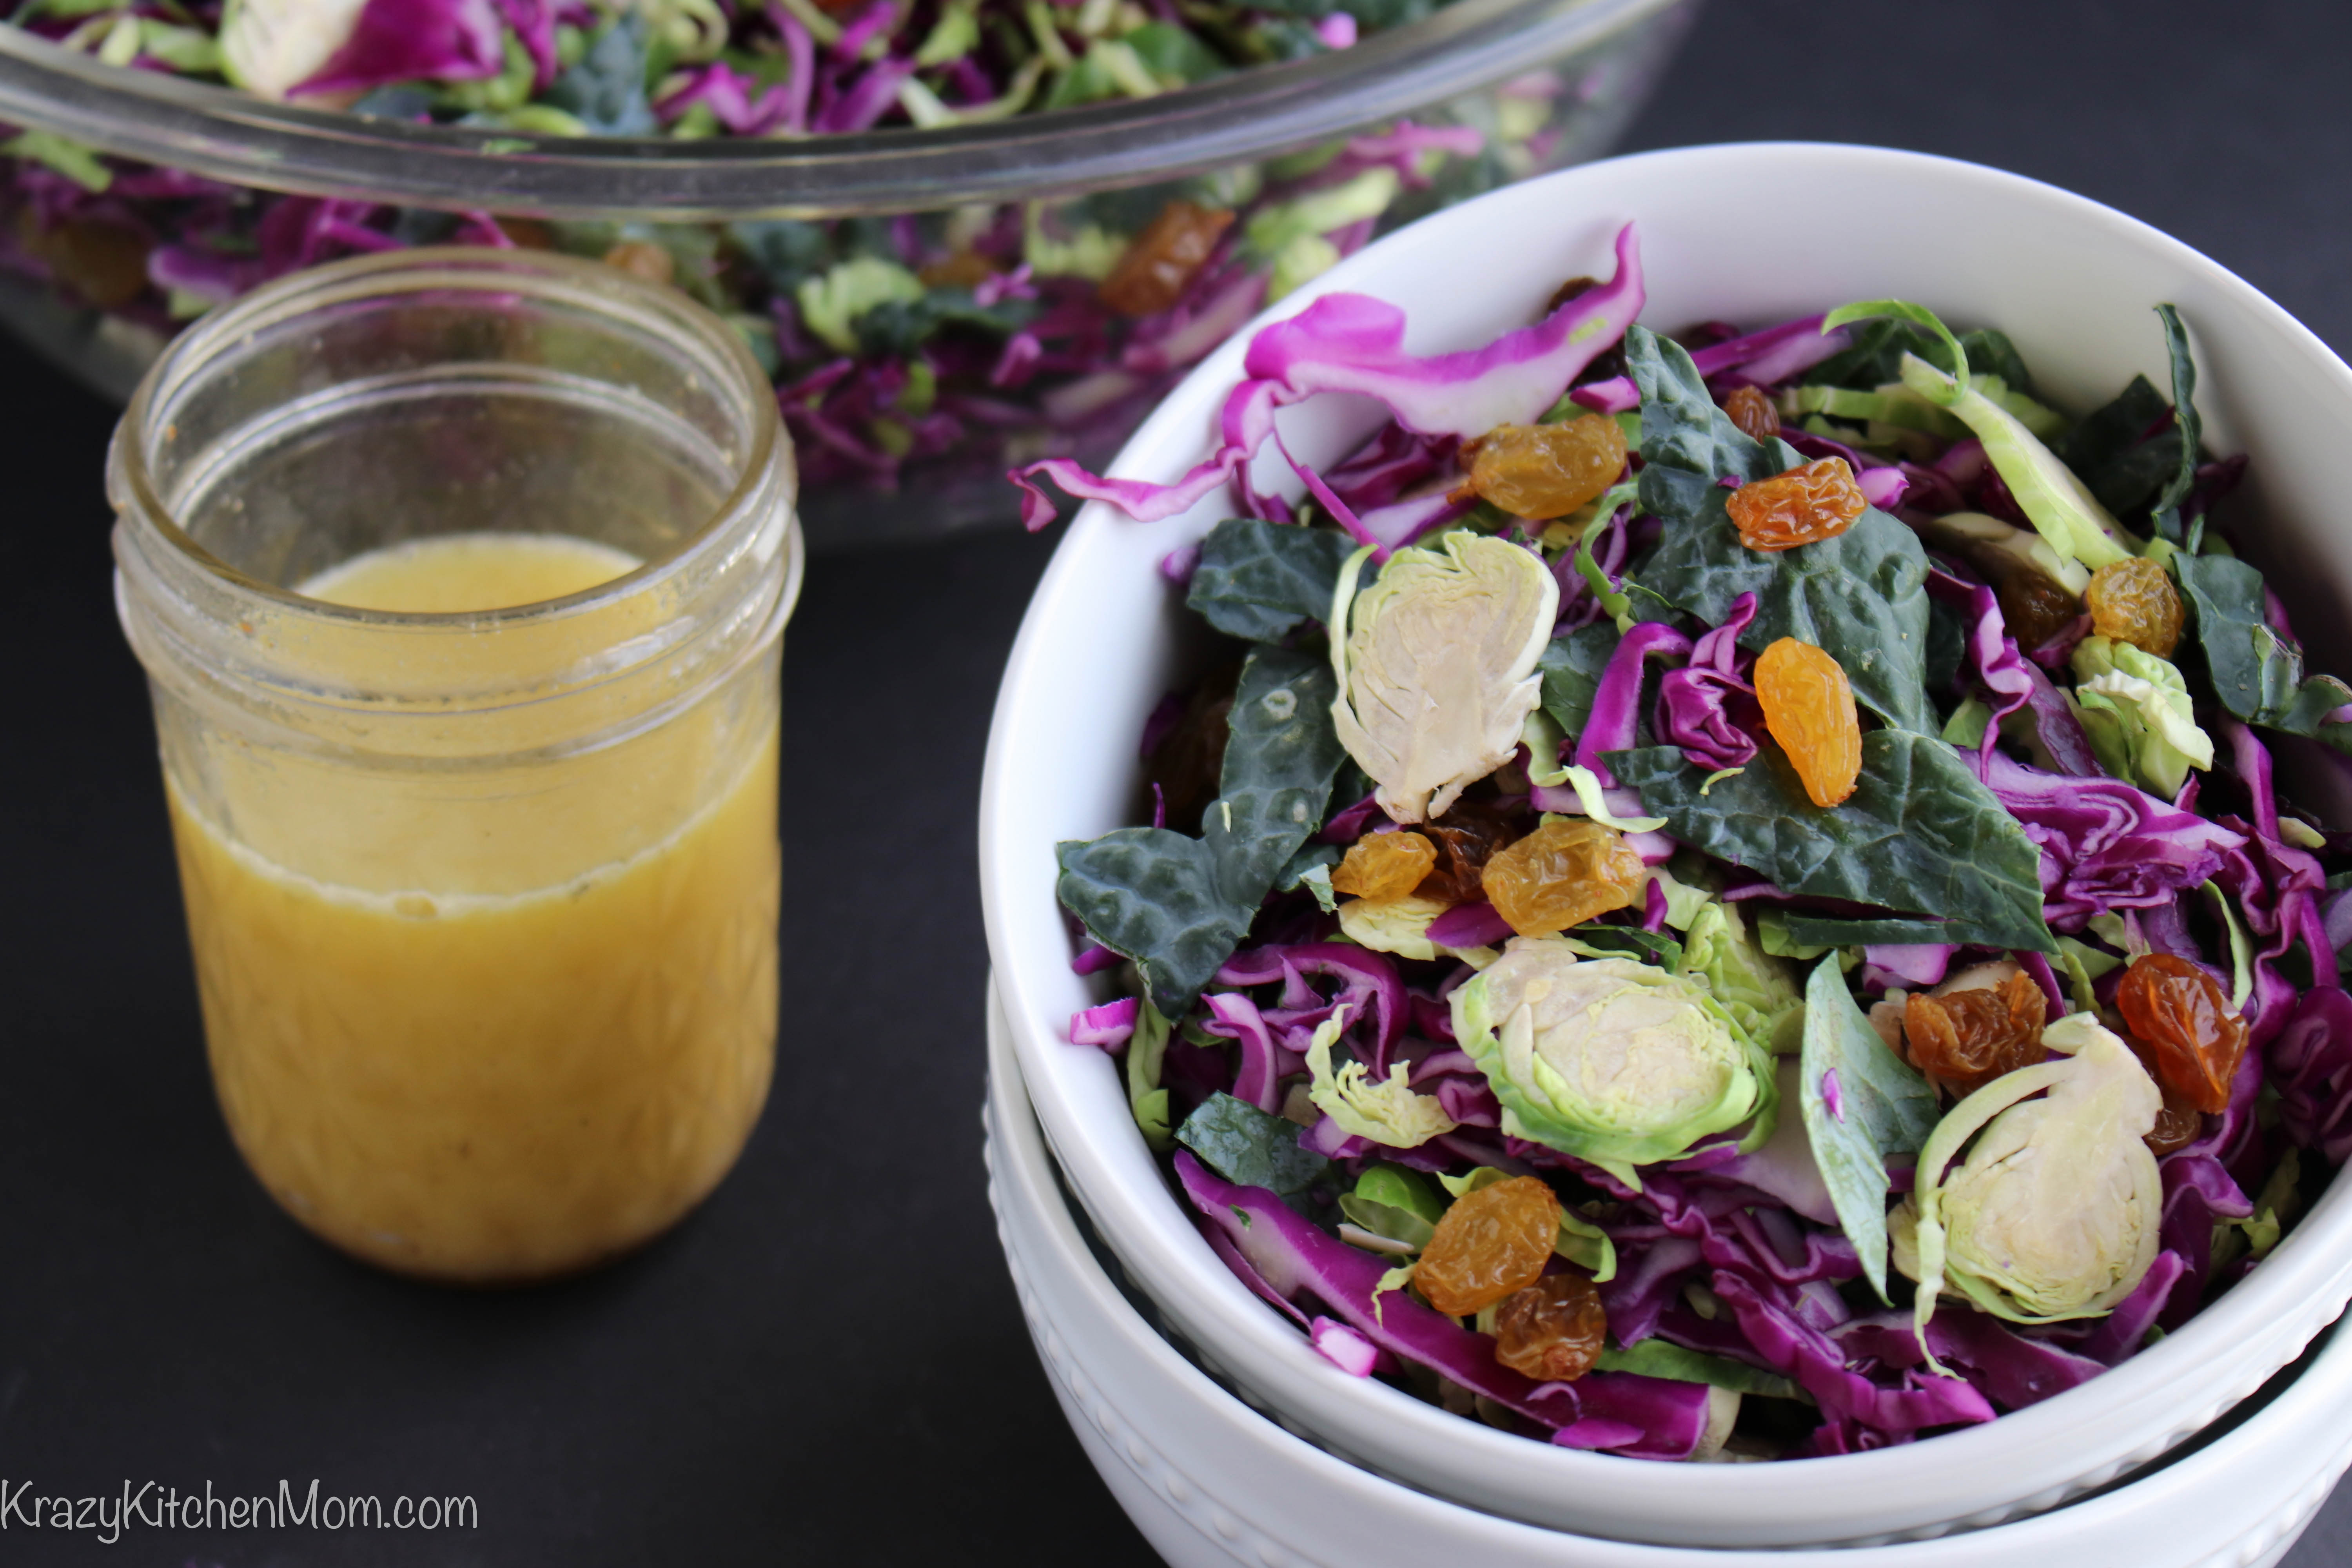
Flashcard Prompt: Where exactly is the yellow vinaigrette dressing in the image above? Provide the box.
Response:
[166,534,780,1283]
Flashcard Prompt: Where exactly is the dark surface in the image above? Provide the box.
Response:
[4,1,2352,1563]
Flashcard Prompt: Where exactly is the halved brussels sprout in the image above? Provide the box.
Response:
[1453,939,1776,1184]
[1891,1014,2162,1354]
[1328,532,1557,824]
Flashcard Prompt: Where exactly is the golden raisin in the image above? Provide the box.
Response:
[1494,1272,1608,1381]
[2085,557,2185,657]
[1332,831,1439,900]
[1479,818,1647,938]
[2117,953,2246,1114]
[1755,638,1862,808]
[1098,200,1234,317]
[2142,1074,2204,1155]
[1414,800,1523,904]
[1417,1176,1562,1317]
[917,250,1001,289]
[1726,456,1868,551]
[602,240,675,286]
[20,214,151,310]
[1719,384,1781,442]
[1902,973,2047,1098]
[1468,416,1628,519]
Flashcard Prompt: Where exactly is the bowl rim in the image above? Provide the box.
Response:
[985,977,2352,1564]
[979,138,2352,1530]
[0,0,1680,220]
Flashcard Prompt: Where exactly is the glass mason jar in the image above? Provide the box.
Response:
[108,247,803,1285]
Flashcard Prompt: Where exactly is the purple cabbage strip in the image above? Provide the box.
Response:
[1554,1376,1715,1461]
[1320,792,1384,842]
[1575,621,1693,786]
[1926,566,2033,752]
[1197,1217,1311,1327]
[1862,944,1953,990]
[1834,1308,2105,1410]
[1569,375,1641,414]
[1426,901,1514,949]
[1201,993,1295,1113]
[1689,313,1847,384]
[2273,986,2352,1165]
[1240,222,1645,439]
[1010,224,1644,529]
[1176,1152,1587,1427]
[1069,996,1140,1050]
[1971,749,2247,931]
[2155,1152,2254,1331]
[1656,591,1759,771]
[1599,1236,1704,1347]
[2075,1251,2187,1365]
[2020,661,2105,777]
[294,0,506,98]
[1711,1272,1996,1437]
[1216,942,1406,1072]
[1310,1316,1392,1376]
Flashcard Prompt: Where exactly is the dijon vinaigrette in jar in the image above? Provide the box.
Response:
[110,250,802,1283]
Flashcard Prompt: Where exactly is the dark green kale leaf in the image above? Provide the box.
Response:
[1625,326,1800,510]
[1185,517,1366,642]
[1624,327,1935,735]
[541,13,655,135]
[854,289,1036,356]
[2059,376,2180,521]
[1629,488,1937,736]
[1538,620,1621,737]
[2174,552,2352,742]
[728,219,831,294]
[1798,958,1941,1301]
[2149,303,2203,535]
[1607,736,2056,953]
[1176,1093,1332,1214]
[1959,328,2034,394]
[1567,924,1685,970]
[1058,647,1347,1015]
[1778,916,1961,947]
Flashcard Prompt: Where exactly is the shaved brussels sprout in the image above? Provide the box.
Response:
[1305,1007,1458,1149]
[1677,900,1804,1055]
[1452,939,1776,1184]
[220,0,369,98]
[1328,532,1557,824]
[2070,635,2214,798]
[1336,893,1499,966]
[1892,1014,2162,1357]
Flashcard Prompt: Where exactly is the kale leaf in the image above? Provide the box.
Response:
[2174,552,2352,740]
[1607,735,2056,953]
[1537,620,1621,738]
[1798,958,1941,1301]
[1624,327,1936,735]
[1629,488,1937,735]
[1186,517,1366,642]
[1058,647,1347,1015]
[1176,1093,1332,1214]
[541,13,656,135]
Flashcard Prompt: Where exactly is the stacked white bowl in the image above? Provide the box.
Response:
[978,143,2352,1551]
[985,981,2352,1568]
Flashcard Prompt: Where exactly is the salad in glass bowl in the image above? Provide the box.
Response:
[0,0,1684,546]
[1020,222,2352,1462]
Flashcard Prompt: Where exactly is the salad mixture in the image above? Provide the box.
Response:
[0,0,1613,530]
[1026,224,2352,1460]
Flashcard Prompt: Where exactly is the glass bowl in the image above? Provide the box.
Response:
[0,0,1691,549]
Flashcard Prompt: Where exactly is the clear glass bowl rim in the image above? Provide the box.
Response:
[0,0,1677,220]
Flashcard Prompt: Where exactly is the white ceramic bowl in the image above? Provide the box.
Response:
[984,980,2352,1568]
[978,142,2352,1548]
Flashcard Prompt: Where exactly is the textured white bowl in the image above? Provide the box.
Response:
[985,980,2352,1568]
[978,143,2352,1547]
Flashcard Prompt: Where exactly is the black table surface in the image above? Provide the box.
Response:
[6,2,2352,1563]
